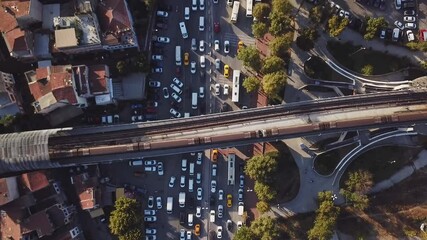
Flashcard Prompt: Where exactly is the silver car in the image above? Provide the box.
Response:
[171,92,182,103]
[172,77,184,88]
[170,108,181,118]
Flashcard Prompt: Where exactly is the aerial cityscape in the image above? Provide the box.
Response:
[0,0,426,239]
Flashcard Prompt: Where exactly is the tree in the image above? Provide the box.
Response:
[269,12,292,37]
[420,60,427,70]
[252,22,269,39]
[309,6,323,25]
[262,56,286,75]
[262,71,287,99]
[116,61,129,75]
[253,3,271,22]
[118,228,143,240]
[256,201,271,213]
[254,182,277,202]
[296,27,319,51]
[234,226,255,240]
[308,191,341,240]
[407,41,427,51]
[340,170,373,210]
[109,197,142,238]
[251,216,281,240]
[243,76,261,93]
[237,46,263,72]
[271,0,293,15]
[364,17,387,40]
[328,15,349,37]
[270,32,293,59]
[360,64,374,75]
[245,154,278,183]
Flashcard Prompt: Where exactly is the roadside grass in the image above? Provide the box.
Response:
[327,40,413,75]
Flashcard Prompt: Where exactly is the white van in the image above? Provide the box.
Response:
[128,159,143,166]
[184,7,190,20]
[179,22,188,39]
[170,83,183,94]
[192,0,197,10]
[189,163,195,175]
[192,92,198,109]
[199,16,205,31]
[181,159,187,171]
[188,213,194,227]
[188,178,194,192]
[392,28,400,42]
[175,46,182,66]
[200,55,206,68]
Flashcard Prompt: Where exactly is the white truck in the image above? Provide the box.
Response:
[179,192,186,208]
[167,197,173,214]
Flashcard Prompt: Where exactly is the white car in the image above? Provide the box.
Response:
[214,40,220,51]
[394,20,404,30]
[403,16,416,22]
[180,229,186,240]
[197,152,203,164]
[144,216,157,222]
[224,40,230,54]
[152,67,163,73]
[190,61,196,74]
[169,176,176,187]
[211,180,217,193]
[157,162,164,175]
[217,226,223,239]
[405,22,417,29]
[191,38,197,50]
[162,87,169,98]
[146,228,157,235]
[199,40,205,52]
[186,231,192,240]
[237,221,242,229]
[199,0,205,10]
[148,196,154,208]
[215,59,220,69]
[197,187,203,200]
[170,108,181,118]
[151,55,163,60]
[214,83,220,96]
[156,11,168,17]
[156,37,170,43]
[144,209,156,216]
[171,92,182,103]
[196,172,202,183]
[407,30,415,42]
[196,206,201,217]
[223,84,229,95]
[180,175,186,188]
[156,196,162,209]
[213,0,218,3]
[218,205,223,218]
[218,190,224,200]
[145,160,157,166]
[184,7,190,20]
[338,9,344,17]
[172,77,184,88]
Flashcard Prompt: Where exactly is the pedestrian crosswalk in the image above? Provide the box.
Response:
[223,32,256,46]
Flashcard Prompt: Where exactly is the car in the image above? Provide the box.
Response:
[211,180,217,193]
[145,166,156,172]
[227,219,232,231]
[171,92,182,103]
[238,41,244,53]
[218,190,224,200]
[211,149,218,162]
[344,11,350,19]
[152,67,163,73]
[407,30,415,41]
[217,205,223,218]
[199,40,205,52]
[239,175,245,188]
[169,176,176,187]
[186,231,192,240]
[145,160,157,166]
[215,59,220,69]
[156,196,162,209]
[379,29,386,39]
[183,52,190,66]
[224,40,230,53]
[180,176,186,188]
[224,64,230,78]
[338,9,344,17]
[217,226,223,239]
[147,101,158,108]
[196,172,202,183]
[404,10,416,16]
[172,77,184,88]
[156,36,170,43]
[190,61,196,74]
[156,10,168,17]
[157,162,164,175]
[149,81,161,88]
[180,229,186,240]
[194,224,201,236]
[170,108,181,118]
[146,228,157,235]
[197,187,203,200]
[238,189,244,201]
[404,16,416,22]
[394,20,404,30]
[162,87,169,99]
[405,22,417,29]
[214,40,220,51]
[227,0,233,5]
[191,38,197,50]
[144,216,157,222]
[223,84,229,95]
[144,209,156,216]
[151,55,163,61]
[196,206,201,217]
[197,152,203,164]
[213,0,218,3]
[214,22,220,33]
[237,221,243,229]
[212,164,217,176]
[214,83,220,96]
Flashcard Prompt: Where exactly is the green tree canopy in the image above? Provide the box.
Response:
[234,226,256,240]
[116,61,129,75]
[237,46,263,72]
[251,216,281,240]
[308,191,341,240]
[270,32,294,59]
[262,56,286,75]
[262,71,287,99]
[328,15,349,37]
[118,228,143,240]
[253,3,271,22]
[243,76,261,93]
[269,11,292,37]
[252,22,269,39]
[254,181,277,202]
[109,197,142,237]
[360,64,374,75]
[309,6,323,25]
[245,154,278,183]
[256,201,271,213]
[296,27,319,51]
[271,0,293,15]
[340,170,373,210]
[364,17,388,40]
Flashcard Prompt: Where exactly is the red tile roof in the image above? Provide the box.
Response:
[71,173,99,210]
[0,204,25,239]
[21,210,54,237]
[0,178,10,206]
[1,0,31,19]
[21,171,49,192]
[97,0,131,34]
[88,65,108,93]
[0,10,18,33]
[4,28,29,52]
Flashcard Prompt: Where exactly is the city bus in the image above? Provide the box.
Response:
[227,154,235,185]
[231,70,240,103]
[230,1,240,23]
[246,0,253,17]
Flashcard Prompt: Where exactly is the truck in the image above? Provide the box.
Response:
[167,197,173,214]
[179,192,186,208]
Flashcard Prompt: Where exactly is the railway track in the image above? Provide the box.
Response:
[48,90,427,147]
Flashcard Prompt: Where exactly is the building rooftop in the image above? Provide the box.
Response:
[54,28,78,49]
[71,173,99,210]
[21,171,49,192]
[88,65,108,94]
[4,28,30,53]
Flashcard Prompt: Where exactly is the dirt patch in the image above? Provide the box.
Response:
[277,212,316,239]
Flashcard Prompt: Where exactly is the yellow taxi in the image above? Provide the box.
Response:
[224,64,230,78]
[184,52,189,65]
[237,41,244,53]
[211,149,218,162]
[227,194,232,207]
[194,224,201,236]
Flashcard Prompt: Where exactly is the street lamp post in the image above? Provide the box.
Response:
[349,47,366,56]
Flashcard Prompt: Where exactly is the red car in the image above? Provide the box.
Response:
[214,22,220,33]
[145,107,156,113]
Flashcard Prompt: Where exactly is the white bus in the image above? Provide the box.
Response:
[227,154,235,185]
[246,0,253,17]
[230,1,240,23]
[231,70,240,103]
